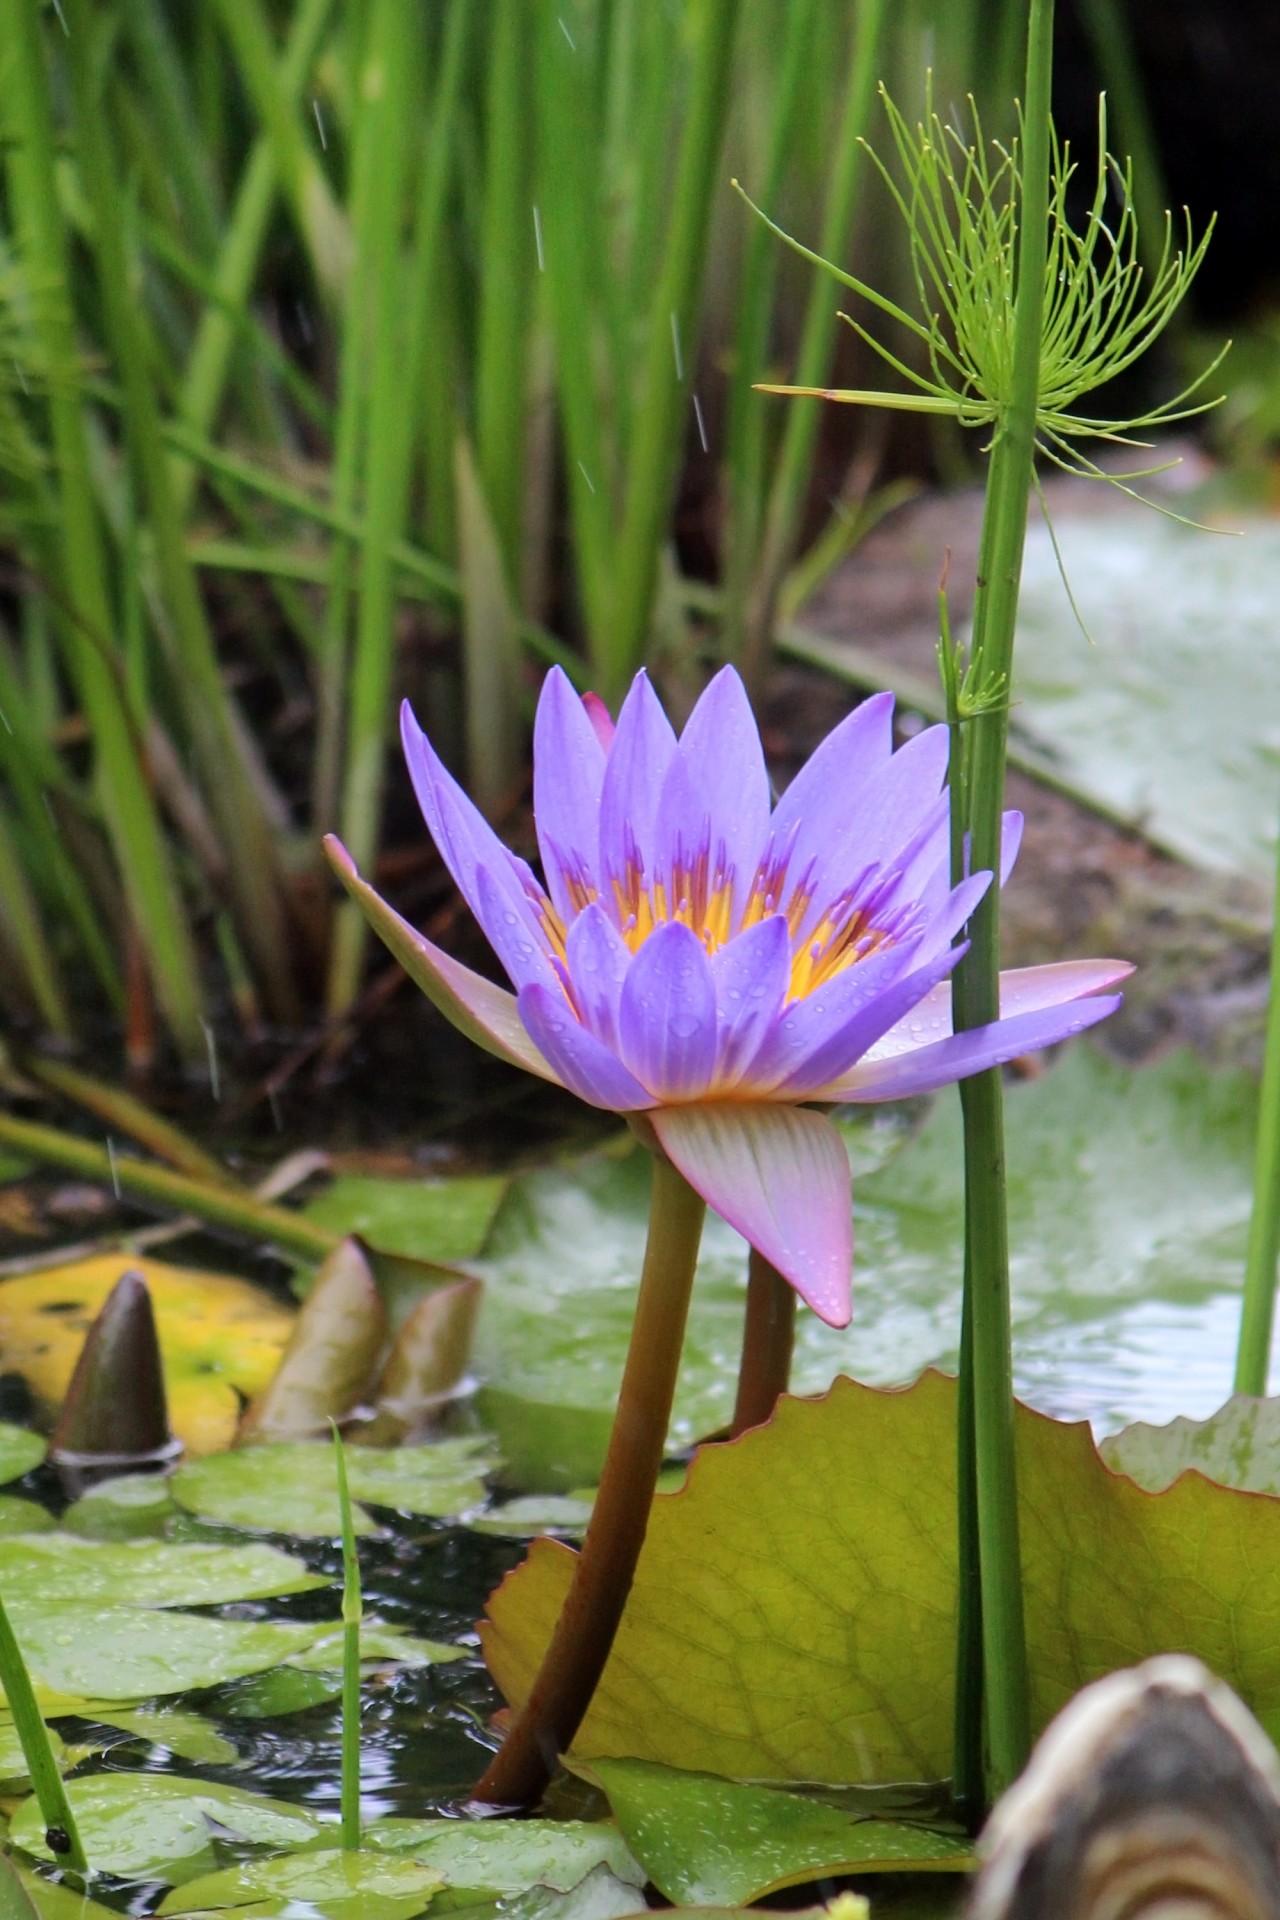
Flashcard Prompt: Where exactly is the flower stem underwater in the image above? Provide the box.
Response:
[473,1157,706,1809]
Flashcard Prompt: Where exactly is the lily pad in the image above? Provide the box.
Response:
[215,1665,343,1719]
[3,1602,320,1702]
[363,1819,645,1896]
[10,1772,322,1881]
[0,1535,324,1606]
[1100,1393,1280,1492]
[1011,511,1280,876]
[447,1866,650,1920]
[160,1848,445,1920]
[285,1623,464,1671]
[13,1867,121,1920]
[0,1716,62,1786]
[92,1706,238,1767]
[0,1427,45,1485]
[468,1495,595,1539]
[0,1256,294,1454]
[62,1473,180,1540]
[0,1498,53,1537]
[484,1371,1280,1783]
[579,1760,970,1902]
[172,1438,494,1536]
[305,1173,508,1264]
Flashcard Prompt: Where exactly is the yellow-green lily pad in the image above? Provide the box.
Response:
[0,1498,53,1537]
[484,1371,1280,1783]
[1101,1393,1280,1493]
[0,1256,294,1455]
[0,1428,45,1486]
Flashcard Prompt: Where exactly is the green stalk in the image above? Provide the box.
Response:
[729,1250,796,1438]
[65,0,302,1026]
[473,1155,706,1809]
[736,0,888,688]
[0,804,71,1039]
[0,0,204,1056]
[332,1426,363,1850]
[475,3,533,581]
[323,0,419,1014]
[0,1594,86,1875]
[604,0,740,696]
[174,0,334,516]
[1234,802,1280,1395]
[950,0,1057,1802]
[209,0,348,303]
[0,1112,338,1264]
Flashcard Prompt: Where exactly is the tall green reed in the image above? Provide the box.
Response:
[0,0,1170,1055]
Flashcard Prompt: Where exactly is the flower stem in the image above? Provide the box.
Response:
[473,1157,706,1810]
[1235,800,1280,1395]
[731,1250,796,1437]
[950,0,1056,1804]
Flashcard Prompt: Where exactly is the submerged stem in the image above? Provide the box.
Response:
[1234,801,1280,1396]
[731,1250,796,1437]
[473,1156,706,1810]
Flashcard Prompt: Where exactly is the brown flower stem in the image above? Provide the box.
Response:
[473,1155,705,1810]
[730,1249,796,1437]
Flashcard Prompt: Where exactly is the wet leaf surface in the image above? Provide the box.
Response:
[62,1472,180,1540]
[159,1847,445,1919]
[305,1174,508,1265]
[0,1498,53,1537]
[485,1371,1280,1783]
[284,1622,464,1671]
[10,1772,323,1881]
[4,1603,321,1702]
[92,1706,238,1767]
[172,1438,495,1535]
[578,1760,970,1902]
[473,1051,1257,1488]
[0,1257,293,1455]
[1012,514,1280,876]
[0,1427,45,1485]
[1101,1393,1280,1492]
[363,1818,645,1896]
[0,1535,324,1606]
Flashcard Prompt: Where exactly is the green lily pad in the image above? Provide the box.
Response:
[0,1859,36,1920]
[62,1473,180,1540]
[161,1847,445,1920]
[0,1717,62,1787]
[483,1866,649,1920]
[485,1371,1280,1784]
[172,1438,494,1536]
[3,1602,320,1702]
[363,1819,645,1897]
[286,1623,464,1672]
[13,1865,121,1920]
[474,1051,1257,1490]
[305,1173,508,1264]
[467,1495,595,1539]
[0,1535,324,1606]
[91,1706,238,1767]
[1100,1393,1280,1492]
[0,1427,45,1486]
[579,1760,970,1902]
[215,1665,344,1719]
[10,1772,322,1881]
[1011,511,1280,876]
[0,1499,53,1537]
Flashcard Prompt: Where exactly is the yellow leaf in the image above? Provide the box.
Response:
[0,1256,294,1455]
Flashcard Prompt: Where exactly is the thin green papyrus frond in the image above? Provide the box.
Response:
[739,86,1221,489]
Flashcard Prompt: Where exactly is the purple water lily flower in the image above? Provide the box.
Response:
[325,667,1130,1328]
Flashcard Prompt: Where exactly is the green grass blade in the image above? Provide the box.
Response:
[331,1424,364,1851]
[0,1594,85,1874]
[0,801,72,1039]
